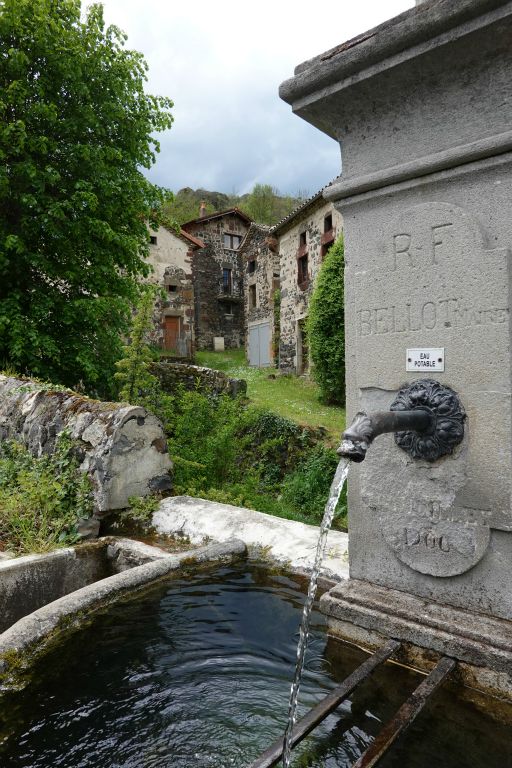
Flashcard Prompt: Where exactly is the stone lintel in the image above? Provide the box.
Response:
[321,579,512,699]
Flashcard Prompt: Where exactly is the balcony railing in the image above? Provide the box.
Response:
[217,280,243,301]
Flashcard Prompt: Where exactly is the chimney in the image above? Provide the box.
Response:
[199,200,207,218]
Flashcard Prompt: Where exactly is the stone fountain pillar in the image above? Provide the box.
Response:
[280,0,512,697]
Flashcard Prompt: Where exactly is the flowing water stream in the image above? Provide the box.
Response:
[282,457,351,767]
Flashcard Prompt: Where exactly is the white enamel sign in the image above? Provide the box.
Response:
[406,348,445,372]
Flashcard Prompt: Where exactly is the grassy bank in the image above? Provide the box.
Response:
[195,349,345,443]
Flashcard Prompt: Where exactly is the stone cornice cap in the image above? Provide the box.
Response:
[279,0,511,114]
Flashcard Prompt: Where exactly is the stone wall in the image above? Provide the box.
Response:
[0,376,172,513]
[151,361,247,398]
[183,212,250,350]
[277,198,342,372]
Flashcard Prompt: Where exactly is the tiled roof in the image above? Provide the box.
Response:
[182,207,253,229]
[179,229,205,249]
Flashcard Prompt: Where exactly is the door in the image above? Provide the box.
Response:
[248,322,271,367]
[163,316,180,352]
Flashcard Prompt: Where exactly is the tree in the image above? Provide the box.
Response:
[163,188,216,225]
[114,285,158,404]
[240,183,300,226]
[0,0,173,394]
[307,236,345,404]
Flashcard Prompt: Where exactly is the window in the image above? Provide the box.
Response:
[248,259,256,274]
[224,233,242,250]
[321,213,335,260]
[249,284,257,309]
[222,268,232,294]
[298,254,308,285]
[149,235,157,245]
[299,231,307,248]
[167,284,177,294]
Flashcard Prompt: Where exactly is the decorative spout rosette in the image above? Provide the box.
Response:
[391,379,465,461]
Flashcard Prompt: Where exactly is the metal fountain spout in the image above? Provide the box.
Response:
[337,379,466,464]
[338,407,434,463]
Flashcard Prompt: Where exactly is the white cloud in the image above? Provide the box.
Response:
[96,0,414,194]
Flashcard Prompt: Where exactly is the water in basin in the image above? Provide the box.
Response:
[0,562,510,767]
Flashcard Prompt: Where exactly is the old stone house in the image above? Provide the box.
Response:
[239,224,280,367]
[182,207,252,350]
[146,225,205,355]
[273,191,342,373]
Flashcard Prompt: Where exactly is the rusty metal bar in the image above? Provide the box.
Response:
[247,638,401,768]
[351,655,456,768]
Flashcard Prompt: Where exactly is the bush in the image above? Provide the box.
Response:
[165,391,345,527]
[307,236,345,404]
[281,446,347,525]
[0,433,94,555]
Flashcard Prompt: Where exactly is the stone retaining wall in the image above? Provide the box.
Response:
[151,361,247,398]
[0,376,172,513]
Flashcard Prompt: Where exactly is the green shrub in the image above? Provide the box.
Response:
[281,446,347,526]
[307,235,345,404]
[0,433,94,555]
[169,390,243,488]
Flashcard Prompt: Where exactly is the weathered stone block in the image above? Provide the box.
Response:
[0,376,172,513]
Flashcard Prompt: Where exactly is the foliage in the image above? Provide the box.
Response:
[115,286,160,403]
[281,446,347,525]
[120,494,160,524]
[164,184,304,226]
[164,188,217,224]
[134,381,343,528]
[239,184,303,226]
[0,0,173,395]
[0,432,94,555]
[118,305,347,528]
[307,236,345,404]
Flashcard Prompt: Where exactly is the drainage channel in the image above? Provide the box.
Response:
[248,641,456,768]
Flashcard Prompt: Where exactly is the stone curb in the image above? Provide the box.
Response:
[0,539,246,676]
[153,495,349,581]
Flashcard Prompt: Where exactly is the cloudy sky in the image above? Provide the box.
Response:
[98,0,413,197]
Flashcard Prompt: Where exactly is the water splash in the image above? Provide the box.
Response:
[281,457,351,768]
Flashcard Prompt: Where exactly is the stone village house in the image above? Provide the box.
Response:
[182,206,252,350]
[146,206,252,354]
[240,189,342,373]
[146,225,204,355]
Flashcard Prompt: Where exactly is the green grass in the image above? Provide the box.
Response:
[195,349,345,442]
